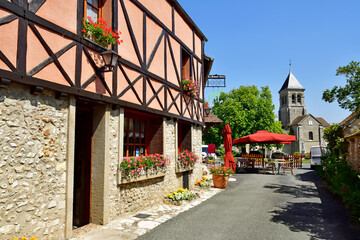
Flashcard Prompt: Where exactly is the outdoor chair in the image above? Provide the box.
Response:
[263,160,275,175]
[282,159,294,175]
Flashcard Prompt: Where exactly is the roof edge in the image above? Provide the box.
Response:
[166,0,208,42]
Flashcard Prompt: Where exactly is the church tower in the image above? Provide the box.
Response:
[278,68,306,128]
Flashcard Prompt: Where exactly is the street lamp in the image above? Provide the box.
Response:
[100,50,119,72]
[205,106,211,116]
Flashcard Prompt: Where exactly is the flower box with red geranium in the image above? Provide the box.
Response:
[119,154,170,184]
[176,150,199,172]
[82,17,123,48]
[182,77,199,99]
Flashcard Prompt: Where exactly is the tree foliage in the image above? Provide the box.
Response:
[203,85,283,146]
[322,61,360,112]
[323,123,348,157]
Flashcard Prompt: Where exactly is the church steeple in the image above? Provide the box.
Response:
[279,68,304,93]
[278,67,306,128]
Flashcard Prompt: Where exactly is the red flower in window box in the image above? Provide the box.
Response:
[178,149,199,167]
[82,17,123,48]
[181,76,199,99]
[204,102,209,108]
[120,154,170,174]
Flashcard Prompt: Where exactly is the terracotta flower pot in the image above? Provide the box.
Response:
[212,174,229,188]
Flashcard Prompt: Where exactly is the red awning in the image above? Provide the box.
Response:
[233,131,296,145]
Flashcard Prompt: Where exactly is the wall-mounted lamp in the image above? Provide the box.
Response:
[100,50,119,72]
[205,107,211,116]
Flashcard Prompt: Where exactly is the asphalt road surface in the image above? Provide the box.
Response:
[138,164,360,240]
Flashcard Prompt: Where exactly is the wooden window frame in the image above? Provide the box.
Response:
[181,48,192,80]
[84,0,103,20]
[123,111,151,157]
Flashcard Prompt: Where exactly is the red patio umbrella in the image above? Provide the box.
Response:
[222,124,236,171]
[233,130,296,145]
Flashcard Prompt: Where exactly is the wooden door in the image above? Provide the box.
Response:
[73,104,93,228]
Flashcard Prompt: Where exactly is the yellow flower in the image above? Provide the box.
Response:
[202,176,207,181]
[21,238,27,240]
[13,238,19,240]
[173,192,177,195]
[30,238,37,240]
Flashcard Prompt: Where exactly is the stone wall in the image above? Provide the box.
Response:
[0,84,69,239]
[190,124,203,186]
[108,117,187,219]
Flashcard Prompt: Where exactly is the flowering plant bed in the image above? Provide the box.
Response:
[82,17,123,48]
[195,176,211,188]
[182,77,199,99]
[176,150,199,172]
[164,188,197,205]
[120,154,170,184]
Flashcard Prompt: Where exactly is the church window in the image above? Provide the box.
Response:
[297,94,301,104]
[292,94,296,103]
[308,120,313,126]
[309,131,313,140]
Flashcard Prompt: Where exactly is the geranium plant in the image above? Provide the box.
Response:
[120,154,170,174]
[209,165,234,176]
[82,17,123,47]
[166,188,196,201]
[204,101,209,108]
[178,149,199,167]
[182,76,199,99]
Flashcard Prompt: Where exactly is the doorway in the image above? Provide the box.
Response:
[73,103,93,228]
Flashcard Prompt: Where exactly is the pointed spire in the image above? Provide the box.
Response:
[279,63,304,92]
[289,59,292,72]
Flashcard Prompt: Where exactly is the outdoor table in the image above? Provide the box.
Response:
[273,159,286,174]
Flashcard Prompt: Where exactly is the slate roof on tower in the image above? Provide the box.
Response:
[279,70,305,92]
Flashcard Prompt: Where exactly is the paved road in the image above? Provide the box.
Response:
[138,165,360,240]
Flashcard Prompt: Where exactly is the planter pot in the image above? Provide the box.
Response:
[212,174,229,188]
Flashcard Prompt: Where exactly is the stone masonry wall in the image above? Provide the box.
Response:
[190,124,203,187]
[108,116,185,219]
[0,83,69,239]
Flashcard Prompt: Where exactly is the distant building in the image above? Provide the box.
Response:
[279,69,329,154]
[340,111,360,173]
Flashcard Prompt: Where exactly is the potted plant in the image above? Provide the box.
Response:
[209,165,234,188]
[82,17,123,48]
[181,76,199,99]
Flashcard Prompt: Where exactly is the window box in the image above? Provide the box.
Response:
[119,154,170,184]
[120,169,166,185]
[176,150,199,173]
[175,161,195,173]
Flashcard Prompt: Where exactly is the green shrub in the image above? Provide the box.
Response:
[317,152,360,222]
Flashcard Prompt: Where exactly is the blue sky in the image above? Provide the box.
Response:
[178,0,360,124]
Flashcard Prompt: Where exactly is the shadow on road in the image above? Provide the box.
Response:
[263,184,318,198]
[265,170,360,240]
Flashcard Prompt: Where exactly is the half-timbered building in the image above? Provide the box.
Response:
[0,0,212,238]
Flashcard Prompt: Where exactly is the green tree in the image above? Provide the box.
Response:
[203,85,283,146]
[322,61,360,112]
